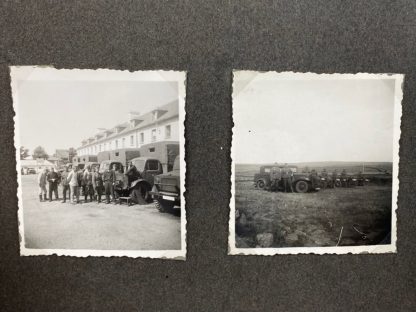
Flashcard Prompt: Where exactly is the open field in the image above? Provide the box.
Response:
[234,164,392,248]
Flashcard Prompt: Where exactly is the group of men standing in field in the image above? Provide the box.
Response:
[269,164,294,192]
[37,165,121,204]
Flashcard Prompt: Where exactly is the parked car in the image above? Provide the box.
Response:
[150,156,180,212]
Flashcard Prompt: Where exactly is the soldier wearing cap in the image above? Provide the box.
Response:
[321,168,328,189]
[269,167,281,192]
[282,164,293,193]
[341,169,349,187]
[103,166,116,204]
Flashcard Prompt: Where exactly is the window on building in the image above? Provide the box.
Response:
[122,138,125,148]
[165,125,171,139]
[115,140,118,149]
[99,145,102,152]
[140,133,144,144]
[151,129,157,142]
[130,135,134,146]
[147,160,159,170]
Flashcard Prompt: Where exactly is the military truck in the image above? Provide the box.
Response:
[97,148,141,169]
[99,156,163,203]
[254,164,320,193]
[150,156,180,212]
[72,155,98,169]
[139,141,179,172]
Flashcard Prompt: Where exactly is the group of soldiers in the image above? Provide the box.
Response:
[269,165,295,192]
[267,165,365,192]
[36,164,134,204]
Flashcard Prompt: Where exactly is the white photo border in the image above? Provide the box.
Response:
[11,66,187,260]
[229,71,404,255]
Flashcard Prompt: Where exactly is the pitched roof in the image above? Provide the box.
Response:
[79,100,179,148]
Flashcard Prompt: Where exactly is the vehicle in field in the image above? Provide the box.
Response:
[104,157,163,203]
[319,175,334,188]
[150,156,180,212]
[254,164,320,193]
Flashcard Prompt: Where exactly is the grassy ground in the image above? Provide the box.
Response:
[235,166,392,248]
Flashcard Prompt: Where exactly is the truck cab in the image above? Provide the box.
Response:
[150,156,181,213]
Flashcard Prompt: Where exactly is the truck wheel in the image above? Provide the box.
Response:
[257,180,265,189]
[131,188,147,205]
[295,180,309,193]
[156,199,174,213]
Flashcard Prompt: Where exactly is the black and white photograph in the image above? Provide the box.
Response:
[230,72,403,255]
[11,66,186,259]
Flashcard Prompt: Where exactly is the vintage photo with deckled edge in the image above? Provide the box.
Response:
[11,66,186,259]
[229,71,403,255]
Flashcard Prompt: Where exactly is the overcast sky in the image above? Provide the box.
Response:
[233,73,399,164]
[14,69,179,155]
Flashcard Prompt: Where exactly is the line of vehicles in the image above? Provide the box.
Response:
[253,164,392,193]
[63,142,181,213]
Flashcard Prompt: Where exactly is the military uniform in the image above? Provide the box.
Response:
[83,170,94,202]
[321,169,328,189]
[92,171,104,203]
[269,168,281,192]
[60,170,71,203]
[47,170,60,201]
[282,167,293,193]
[341,169,348,187]
[103,170,115,203]
[37,170,48,201]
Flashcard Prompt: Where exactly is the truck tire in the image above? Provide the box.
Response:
[257,180,265,189]
[295,180,309,193]
[130,187,147,205]
[156,199,174,213]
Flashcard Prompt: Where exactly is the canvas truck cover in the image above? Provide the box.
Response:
[139,141,179,172]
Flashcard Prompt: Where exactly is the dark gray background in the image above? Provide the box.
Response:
[1,1,415,311]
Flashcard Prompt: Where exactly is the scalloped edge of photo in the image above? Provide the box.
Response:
[228,71,403,255]
[11,66,187,260]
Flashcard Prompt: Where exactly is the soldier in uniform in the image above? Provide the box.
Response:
[37,168,48,202]
[332,169,338,187]
[92,167,104,203]
[269,167,281,192]
[341,169,348,187]
[282,164,293,193]
[47,167,60,202]
[67,166,79,203]
[103,166,116,204]
[83,166,94,203]
[321,168,328,189]
[309,169,318,190]
[60,166,71,203]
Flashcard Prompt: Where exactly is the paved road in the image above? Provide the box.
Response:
[20,175,181,251]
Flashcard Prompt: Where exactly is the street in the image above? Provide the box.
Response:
[20,175,181,251]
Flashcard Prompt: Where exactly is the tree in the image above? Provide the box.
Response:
[20,146,29,160]
[68,147,77,162]
[32,146,49,160]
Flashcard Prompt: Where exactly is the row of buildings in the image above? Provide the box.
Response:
[75,100,179,160]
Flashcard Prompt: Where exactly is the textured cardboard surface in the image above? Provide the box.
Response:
[0,1,415,311]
